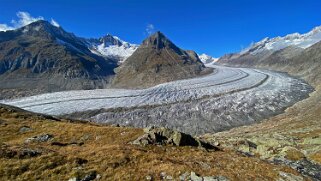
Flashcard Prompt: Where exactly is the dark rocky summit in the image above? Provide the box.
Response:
[112,31,211,88]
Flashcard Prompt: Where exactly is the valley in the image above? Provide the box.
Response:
[1,64,313,135]
[0,6,321,180]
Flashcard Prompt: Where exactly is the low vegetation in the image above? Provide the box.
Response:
[0,104,304,180]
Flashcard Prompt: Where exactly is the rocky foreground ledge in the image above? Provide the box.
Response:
[0,104,312,180]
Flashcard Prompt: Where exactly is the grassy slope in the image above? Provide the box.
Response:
[0,105,302,181]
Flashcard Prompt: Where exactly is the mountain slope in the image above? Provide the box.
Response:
[218,25,321,67]
[281,40,321,85]
[218,35,321,87]
[0,20,117,98]
[241,26,321,55]
[0,103,306,180]
[88,34,138,63]
[112,31,210,88]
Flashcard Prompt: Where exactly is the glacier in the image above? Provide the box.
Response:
[1,64,313,135]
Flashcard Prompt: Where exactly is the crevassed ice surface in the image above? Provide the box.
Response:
[1,64,311,117]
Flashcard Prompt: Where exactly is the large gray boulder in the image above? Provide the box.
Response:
[132,126,219,150]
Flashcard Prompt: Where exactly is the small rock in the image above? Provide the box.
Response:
[179,172,190,181]
[146,175,153,180]
[160,172,167,179]
[18,148,41,158]
[68,177,78,181]
[237,140,257,149]
[80,134,91,141]
[25,134,53,143]
[190,172,202,181]
[212,141,220,147]
[19,126,32,133]
[278,171,303,181]
[199,161,211,170]
[188,172,229,181]
[96,174,101,180]
[80,171,97,181]
[203,176,229,181]
[166,175,173,180]
[112,124,120,127]
[74,157,88,165]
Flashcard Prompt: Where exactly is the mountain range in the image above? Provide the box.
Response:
[0,20,211,98]
[87,34,138,64]
[0,20,119,98]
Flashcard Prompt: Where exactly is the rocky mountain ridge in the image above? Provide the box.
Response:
[112,31,210,88]
[0,20,118,98]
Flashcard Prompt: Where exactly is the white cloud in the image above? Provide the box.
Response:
[50,18,60,27]
[0,24,14,32]
[145,24,155,35]
[0,11,44,32]
[11,12,44,27]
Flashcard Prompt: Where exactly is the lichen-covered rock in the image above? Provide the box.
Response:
[25,134,54,143]
[68,171,97,181]
[189,172,229,181]
[278,171,303,181]
[19,126,32,133]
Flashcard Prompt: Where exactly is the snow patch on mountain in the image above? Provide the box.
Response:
[241,25,321,55]
[198,53,218,64]
[88,34,138,63]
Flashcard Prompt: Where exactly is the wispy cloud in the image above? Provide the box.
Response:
[0,11,46,32]
[11,12,44,28]
[145,24,155,35]
[0,24,14,32]
[50,18,60,27]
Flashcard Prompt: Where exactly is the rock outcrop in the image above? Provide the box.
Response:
[132,126,219,150]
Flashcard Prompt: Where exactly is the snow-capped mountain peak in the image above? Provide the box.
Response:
[88,34,138,63]
[308,25,321,35]
[198,53,218,64]
[99,34,125,46]
[241,25,321,55]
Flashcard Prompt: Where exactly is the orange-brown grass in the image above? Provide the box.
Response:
[0,105,301,181]
[309,150,321,164]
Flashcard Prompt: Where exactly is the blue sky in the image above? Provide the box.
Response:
[1,0,321,57]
